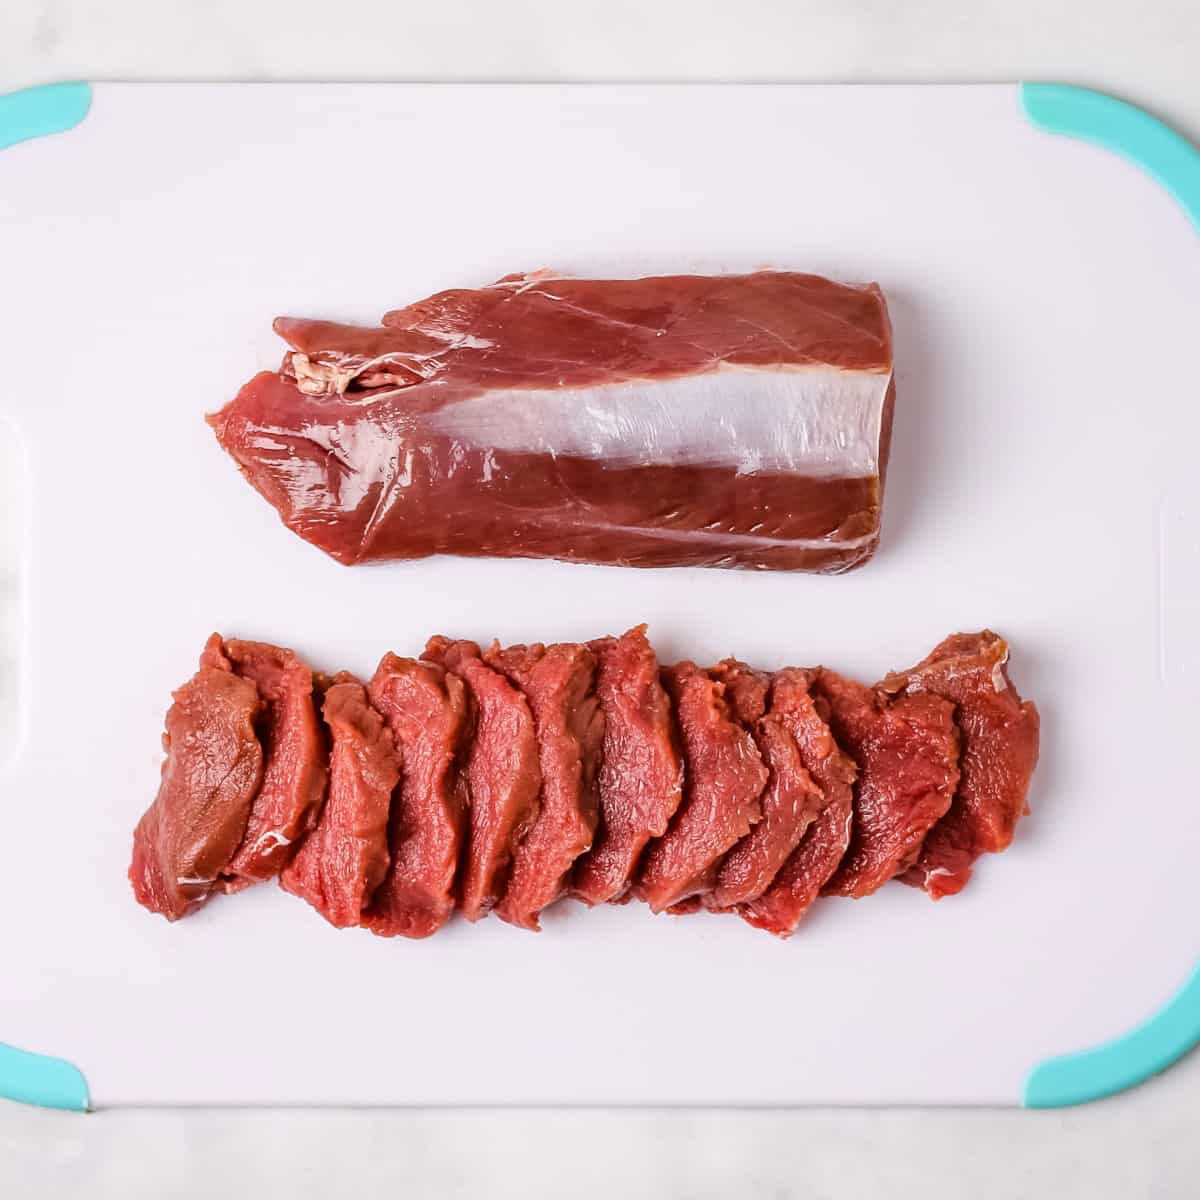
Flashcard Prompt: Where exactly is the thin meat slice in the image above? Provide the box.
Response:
[200,636,327,888]
[423,636,542,922]
[571,627,683,906]
[817,669,961,899]
[484,641,605,930]
[280,673,398,927]
[209,271,895,573]
[706,664,829,910]
[363,654,471,939]
[738,668,858,935]
[129,651,263,921]
[882,632,1041,899]
[636,662,769,913]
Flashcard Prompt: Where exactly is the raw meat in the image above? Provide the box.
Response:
[209,271,895,573]
[882,633,1041,898]
[737,669,858,936]
[132,627,1040,935]
[571,626,683,905]
[423,636,542,921]
[636,662,769,912]
[364,654,472,938]
[129,654,263,921]
[199,637,327,888]
[279,674,399,928]
[706,664,830,910]
[817,670,961,899]
[484,641,605,930]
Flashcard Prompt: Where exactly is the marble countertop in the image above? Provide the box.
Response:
[1,1,1198,1195]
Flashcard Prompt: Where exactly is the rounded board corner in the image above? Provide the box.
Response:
[1019,82,1200,231]
[1022,961,1200,1108]
[0,81,93,154]
[0,1042,90,1113]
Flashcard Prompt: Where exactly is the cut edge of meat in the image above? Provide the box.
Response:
[129,644,264,921]
[882,631,1041,900]
[735,668,858,937]
[362,653,472,939]
[816,668,961,900]
[706,663,831,911]
[203,636,328,889]
[422,636,542,922]
[278,672,398,928]
[571,626,684,906]
[635,661,768,913]
[485,640,604,931]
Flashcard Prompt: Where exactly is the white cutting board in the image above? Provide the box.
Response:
[0,83,1197,1108]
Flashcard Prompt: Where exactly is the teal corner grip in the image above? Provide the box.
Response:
[1024,964,1200,1108]
[1020,83,1200,230]
[0,1043,89,1112]
[0,80,92,152]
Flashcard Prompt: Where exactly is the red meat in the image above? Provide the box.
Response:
[817,670,961,899]
[483,642,604,930]
[279,673,398,927]
[571,627,683,906]
[636,662,768,912]
[706,664,829,910]
[209,271,895,573]
[363,654,472,938]
[737,669,858,935]
[423,636,542,922]
[129,653,263,921]
[199,636,327,889]
[882,632,1041,898]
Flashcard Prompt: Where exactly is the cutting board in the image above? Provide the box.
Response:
[1,82,1197,1110]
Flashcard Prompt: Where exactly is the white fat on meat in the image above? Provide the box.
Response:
[424,362,891,477]
[251,830,291,853]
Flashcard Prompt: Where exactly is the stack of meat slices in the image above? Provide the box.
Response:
[129,627,1039,937]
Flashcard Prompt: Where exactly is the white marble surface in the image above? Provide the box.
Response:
[1,1,1198,1195]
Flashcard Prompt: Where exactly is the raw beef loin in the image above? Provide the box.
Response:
[881,632,1041,899]
[129,650,264,921]
[280,673,399,928]
[131,629,1039,936]
[209,271,895,573]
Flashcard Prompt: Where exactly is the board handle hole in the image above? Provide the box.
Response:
[1159,498,1200,693]
[0,414,29,771]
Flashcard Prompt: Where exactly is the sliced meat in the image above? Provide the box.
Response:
[571,626,683,905]
[363,654,472,939]
[706,664,829,910]
[817,669,961,899]
[209,271,895,573]
[279,673,398,927]
[422,636,542,922]
[739,668,858,935]
[882,632,1041,899]
[740,790,854,936]
[129,649,263,921]
[483,641,605,930]
[200,636,327,888]
[636,662,768,912]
